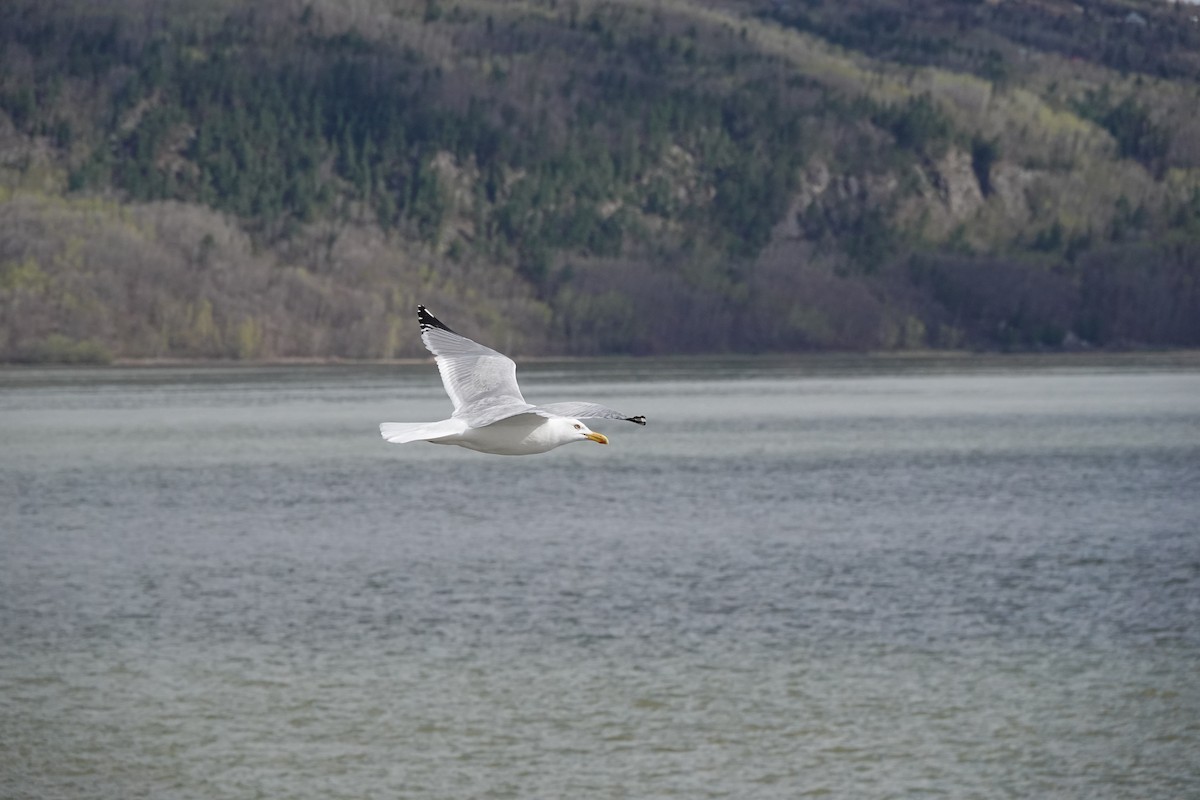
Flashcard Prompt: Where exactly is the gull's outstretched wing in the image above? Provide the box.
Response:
[534,402,647,426]
[418,306,535,427]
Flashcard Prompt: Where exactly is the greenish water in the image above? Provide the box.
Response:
[2,358,1198,798]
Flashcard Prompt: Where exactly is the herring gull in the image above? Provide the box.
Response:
[380,306,646,455]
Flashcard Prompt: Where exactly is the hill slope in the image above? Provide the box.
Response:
[2,0,1198,361]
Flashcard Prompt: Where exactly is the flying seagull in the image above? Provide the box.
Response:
[380,306,646,455]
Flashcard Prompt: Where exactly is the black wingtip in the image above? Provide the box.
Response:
[417,305,455,334]
[627,415,647,426]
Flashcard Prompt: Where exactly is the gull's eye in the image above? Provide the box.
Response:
[573,423,582,430]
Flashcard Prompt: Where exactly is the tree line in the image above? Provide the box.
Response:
[1,0,1198,361]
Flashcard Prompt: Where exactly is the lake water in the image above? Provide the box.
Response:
[1,356,1198,799]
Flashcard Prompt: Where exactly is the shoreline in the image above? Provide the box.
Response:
[2,348,1199,370]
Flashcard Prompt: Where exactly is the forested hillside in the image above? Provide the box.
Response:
[2,0,1199,361]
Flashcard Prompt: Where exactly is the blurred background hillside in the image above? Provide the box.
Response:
[2,0,1199,362]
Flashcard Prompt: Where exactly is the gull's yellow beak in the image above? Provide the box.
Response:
[584,432,609,445]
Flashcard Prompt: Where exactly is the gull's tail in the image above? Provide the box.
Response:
[379,419,466,445]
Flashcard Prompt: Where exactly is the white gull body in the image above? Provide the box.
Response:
[379,306,645,456]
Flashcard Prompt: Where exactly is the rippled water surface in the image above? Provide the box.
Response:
[2,356,1199,799]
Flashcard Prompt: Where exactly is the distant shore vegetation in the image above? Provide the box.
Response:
[2,0,1198,361]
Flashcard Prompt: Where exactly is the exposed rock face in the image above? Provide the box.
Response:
[892,147,986,240]
[774,161,828,240]
[988,162,1039,222]
[782,148,1003,246]
[778,160,902,241]
[932,147,985,221]
[797,161,832,211]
